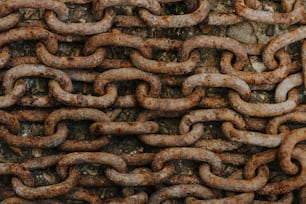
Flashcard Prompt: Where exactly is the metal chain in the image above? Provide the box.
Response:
[0,0,305,203]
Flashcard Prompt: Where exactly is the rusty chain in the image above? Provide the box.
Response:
[0,0,305,203]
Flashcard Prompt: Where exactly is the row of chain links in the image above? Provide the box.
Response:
[0,0,305,203]
[0,0,305,32]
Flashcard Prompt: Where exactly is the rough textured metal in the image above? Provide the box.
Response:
[0,0,305,203]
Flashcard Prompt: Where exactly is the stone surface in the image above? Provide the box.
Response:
[227,22,257,44]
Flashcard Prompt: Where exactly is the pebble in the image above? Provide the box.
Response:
[249,56,266,73]
[227,22,257,44]
[265,25,275,36]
